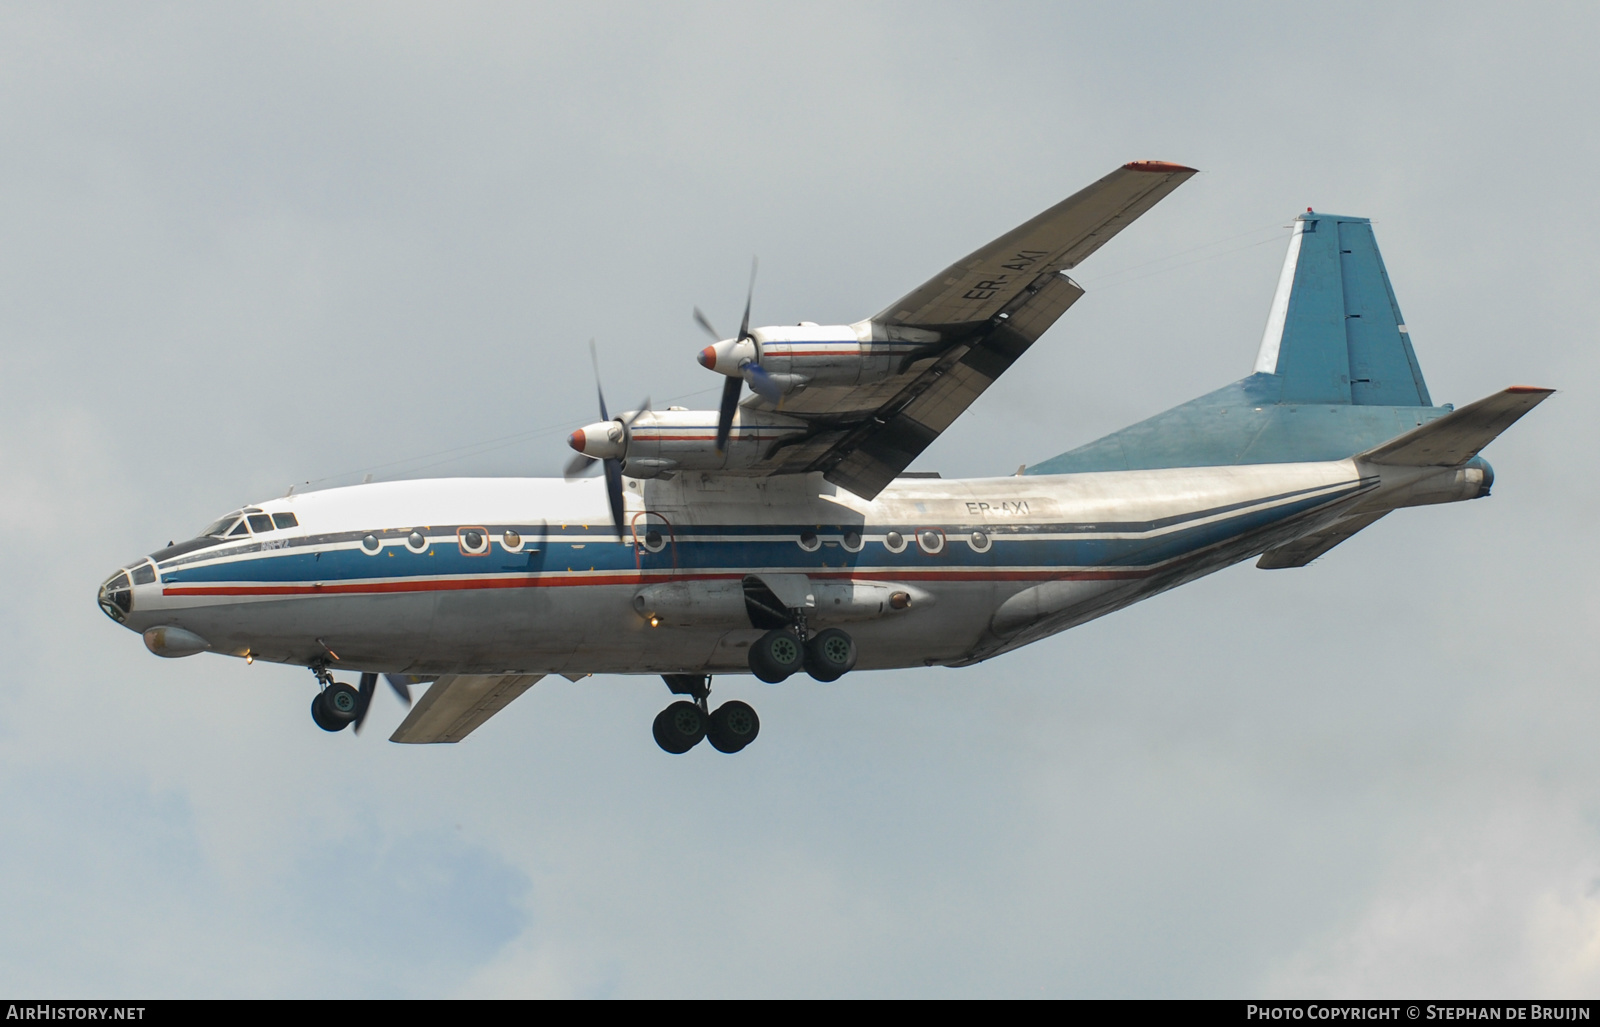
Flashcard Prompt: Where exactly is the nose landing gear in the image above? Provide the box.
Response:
[310,680,360,732]
[655,674,762,755]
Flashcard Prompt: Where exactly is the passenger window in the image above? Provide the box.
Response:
[272,513,299,530]
[227,520,250,537]
[248,514,273,533]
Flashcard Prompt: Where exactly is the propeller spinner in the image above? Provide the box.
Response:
[694,258,781,453]
[564,340,647,541]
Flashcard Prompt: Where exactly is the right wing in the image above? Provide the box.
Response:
[389,673,543,744]
[873,161,1198,331]
[742,161,1198,499]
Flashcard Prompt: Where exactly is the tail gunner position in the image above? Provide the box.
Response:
[99,163,1551,754]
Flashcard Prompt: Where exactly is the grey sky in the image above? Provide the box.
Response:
[2,2,1597,997]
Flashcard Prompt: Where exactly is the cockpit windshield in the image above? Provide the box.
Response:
[201,512,244,538]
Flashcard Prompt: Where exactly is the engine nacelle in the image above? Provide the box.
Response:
[567,408,810,478]
[696,320,940,394]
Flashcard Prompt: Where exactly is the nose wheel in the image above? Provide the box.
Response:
[656,674,761,755]
[311,682,360,732]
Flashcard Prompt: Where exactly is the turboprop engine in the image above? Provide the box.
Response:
[568,407,810,479]
[696,320,940,395]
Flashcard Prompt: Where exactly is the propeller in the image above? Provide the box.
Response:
[352,671,415,735]
[694,258,781,453]
[563,341,647,541]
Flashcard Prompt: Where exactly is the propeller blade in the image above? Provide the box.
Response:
[589,339,609,421]
[715,375,742,454]
[384,674,413,706]
[693,307,721,342]
[603,458,626,541]
[352,672,378,734]
[744,363,783,404]
[621,398,652,429]
[737,257,757,342]
[564,451,599,480]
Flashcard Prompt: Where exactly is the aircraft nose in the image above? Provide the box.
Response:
[97,569,133,623]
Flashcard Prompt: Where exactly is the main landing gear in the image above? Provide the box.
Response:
[654,674,761,755]
[651,625,858,755]
[748,626,857,684]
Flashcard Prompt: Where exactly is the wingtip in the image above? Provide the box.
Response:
[1505,385,1556,395]
[1123,160,1199,174]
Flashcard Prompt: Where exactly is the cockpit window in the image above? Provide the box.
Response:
[272,512,299,530]
[131,563,156,586]
[201,512,244,537]
[227,520,250,537]
[247,514,273,533]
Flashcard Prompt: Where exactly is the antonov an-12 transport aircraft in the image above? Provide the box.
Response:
[99,162,1551,754]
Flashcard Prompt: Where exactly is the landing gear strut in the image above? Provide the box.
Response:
[654,674,760,755]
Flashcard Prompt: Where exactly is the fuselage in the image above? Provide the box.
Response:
[97,459,1467,677]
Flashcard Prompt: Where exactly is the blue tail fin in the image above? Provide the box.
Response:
[1255,212,1431,406]
[1030,211,1450,475]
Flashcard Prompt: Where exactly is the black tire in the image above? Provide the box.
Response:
[749,629,803,683]
[803,628,857,682]
[319,682,361,726]
[707,700,760,753]
[311,692,348,732]
[652,700,707,754]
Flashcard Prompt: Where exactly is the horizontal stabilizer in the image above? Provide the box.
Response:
[1257,511,1387,569]
[1359,387,1553,467]
[389,673,543,743]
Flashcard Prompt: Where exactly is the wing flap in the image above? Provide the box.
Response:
[875,161,1196,330]
[1359,387,1553,466]
[389,673,544,744]
[1256,511,1388,569]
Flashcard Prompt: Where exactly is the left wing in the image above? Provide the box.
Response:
[389,673,543,744]
[744,161,1196,499]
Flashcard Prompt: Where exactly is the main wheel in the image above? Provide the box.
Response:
[707,700,761,753]
[311,692,348,732]
[652,701,707,754]
[803,628,857,682]
[318,682,361,727]
[749,629,803,683]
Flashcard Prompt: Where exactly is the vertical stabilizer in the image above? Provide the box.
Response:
[1030,210,1452,476]
[1254,211,1431,406]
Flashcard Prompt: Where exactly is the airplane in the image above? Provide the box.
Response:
[98,161,1551,755]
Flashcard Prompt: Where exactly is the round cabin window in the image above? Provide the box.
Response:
[883,531,906,553]
[916,529,945,555]
[407,531,427,552]
[361,534,380,554]
[502,530,522,551]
